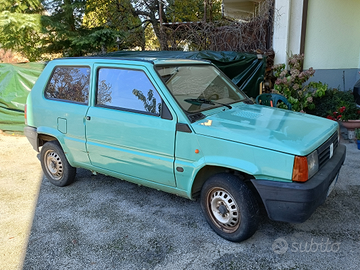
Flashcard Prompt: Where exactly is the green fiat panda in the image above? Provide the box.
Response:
[24,57,346,242]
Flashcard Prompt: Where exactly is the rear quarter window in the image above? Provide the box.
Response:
[44,66,90,104]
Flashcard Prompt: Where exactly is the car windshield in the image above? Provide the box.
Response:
[155,64,248,113]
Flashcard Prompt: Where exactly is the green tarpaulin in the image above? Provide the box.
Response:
[103,50,266,98]
[0,62,45,132]
[0,51,265,133]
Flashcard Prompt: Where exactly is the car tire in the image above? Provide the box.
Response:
[40,141,76,187]
[200,173,259,242]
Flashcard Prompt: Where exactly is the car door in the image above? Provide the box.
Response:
[85,64,177,186]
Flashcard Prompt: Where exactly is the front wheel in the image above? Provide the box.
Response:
[40,141,76,187]
[200,173,259,242]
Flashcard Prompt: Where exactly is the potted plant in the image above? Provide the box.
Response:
[325,90,360,128]
[327,102,360,129]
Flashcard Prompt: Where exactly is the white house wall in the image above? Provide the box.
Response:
[273,0,303,65]
[273,0,291,65]
[288,0,303,57]
[274,0,360,90]
[304,0,360,90]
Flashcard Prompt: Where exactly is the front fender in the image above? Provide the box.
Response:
[203,155,259,175]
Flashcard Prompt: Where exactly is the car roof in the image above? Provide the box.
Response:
[54,56,210,65]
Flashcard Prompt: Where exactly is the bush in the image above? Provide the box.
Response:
[308,89,360,120]
[272,54,327,112]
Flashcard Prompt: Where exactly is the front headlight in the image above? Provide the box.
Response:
[307,150,319,179]
[292,150,319,182]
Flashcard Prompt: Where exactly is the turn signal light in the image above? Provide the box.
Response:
[292,156,308,182]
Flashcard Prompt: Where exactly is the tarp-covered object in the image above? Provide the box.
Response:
[103,51,266,98]
[0,63,45,132]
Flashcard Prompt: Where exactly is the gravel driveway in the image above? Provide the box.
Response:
[1,133,360,269]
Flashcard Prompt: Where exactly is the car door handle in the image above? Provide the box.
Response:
[86,116,91,120]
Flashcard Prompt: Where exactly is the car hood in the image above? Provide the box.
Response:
[191,103,338,156]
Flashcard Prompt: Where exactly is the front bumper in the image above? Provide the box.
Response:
[251,143,346,223]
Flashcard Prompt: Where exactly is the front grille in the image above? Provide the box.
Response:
[317,131,338,168]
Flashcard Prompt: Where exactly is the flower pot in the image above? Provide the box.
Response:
[340,120,360,130]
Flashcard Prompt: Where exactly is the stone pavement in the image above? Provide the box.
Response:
[0,132,359,269]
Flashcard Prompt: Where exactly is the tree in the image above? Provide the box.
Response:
[129,0,168,50]
[41,0,145,56]
[144,24,160,50]
[0,0,44,61]
[71,28,124,54]
[82,0,145,51]
[130,0,222,50]
[40,0,89,56]
[0,0,43,13]
[1,0,223,60]
[167,0,221,22]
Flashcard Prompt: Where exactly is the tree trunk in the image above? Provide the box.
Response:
[203,0,208,22]
[152,21,168,50]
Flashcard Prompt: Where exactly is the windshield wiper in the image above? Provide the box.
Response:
[184,98,232,109]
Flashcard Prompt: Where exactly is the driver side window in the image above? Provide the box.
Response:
[96,68,162,116]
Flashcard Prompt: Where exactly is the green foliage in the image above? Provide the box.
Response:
[307,87,360,121]
[167,0,221,22]
[144,25,160,50]
[83,0,145,51]
[0,0,42,13]
[0,12,43,61]
[0,0,44,61]
[273,54,327,112]
[131,0,222,50]
[1,0,223,58]
[320,90,360,121]
[40,0,90,56]
[40,0,146,56]
[273,55,360,121]
[356,128,360,140]
[71,28,125,54]
[307,89,339,118]
[330,104,360,121]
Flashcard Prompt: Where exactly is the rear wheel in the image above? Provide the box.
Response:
[200,173,259,242]
[40,141,76,187]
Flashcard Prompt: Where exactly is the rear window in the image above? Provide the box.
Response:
[44,66,90,104]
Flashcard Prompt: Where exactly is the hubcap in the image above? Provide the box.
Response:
[44,150,63,181]
[208,188,240,232]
